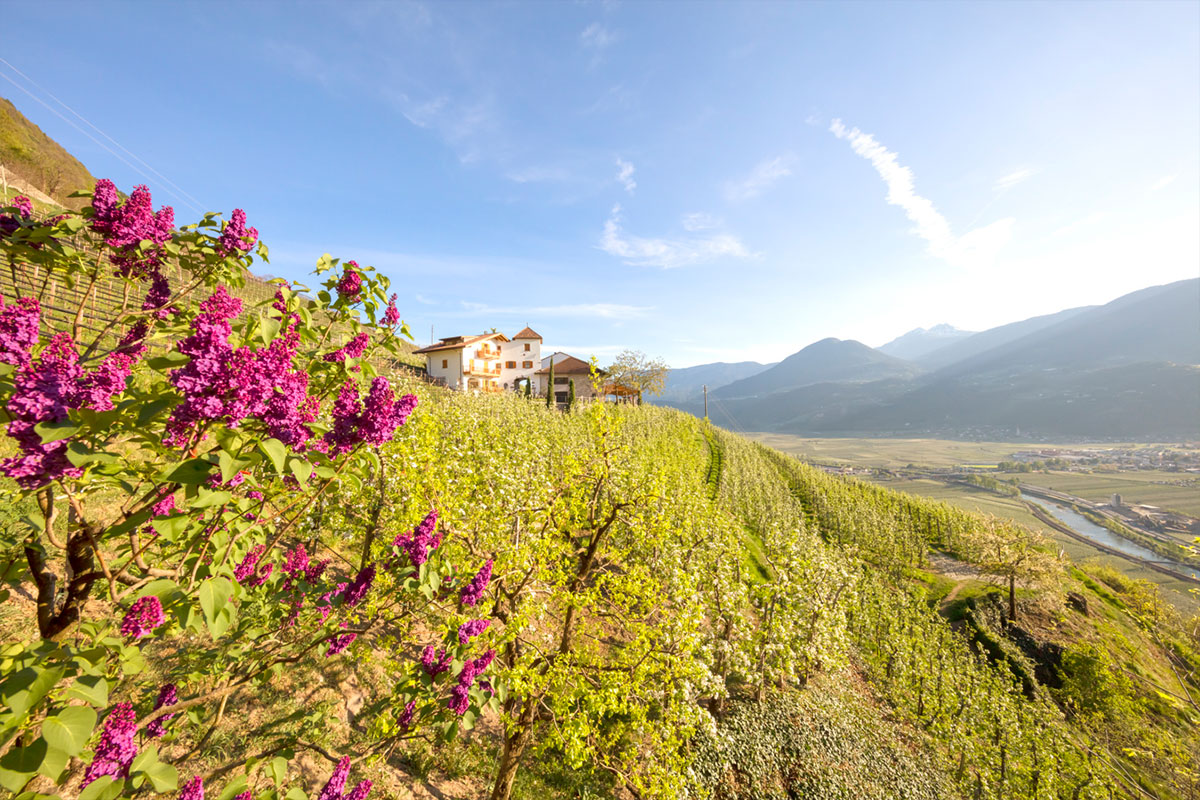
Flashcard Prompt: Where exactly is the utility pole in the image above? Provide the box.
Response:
[703,384,708,420]
[430,324,434,345]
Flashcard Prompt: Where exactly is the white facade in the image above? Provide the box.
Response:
[416,333,506,392]
[499,335,541,391]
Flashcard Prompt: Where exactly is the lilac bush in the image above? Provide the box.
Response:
[0,182,498,798]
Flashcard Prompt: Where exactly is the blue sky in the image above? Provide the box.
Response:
[4,1,1197,367]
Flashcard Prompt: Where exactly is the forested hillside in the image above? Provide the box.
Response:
[1,186,1197,800]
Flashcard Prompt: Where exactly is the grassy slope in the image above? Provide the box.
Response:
[0,96,94,207]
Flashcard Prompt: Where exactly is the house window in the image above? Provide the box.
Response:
[442,359,448,369]
[506,361,516,369]
[554,376,568,385]
[524,343,530,351]
[522,360,533,369]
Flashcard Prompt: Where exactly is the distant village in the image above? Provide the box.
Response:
[413,327,635,405]
[1002,445,1200,474]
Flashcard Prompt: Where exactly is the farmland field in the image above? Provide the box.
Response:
[1000,470,1200,517]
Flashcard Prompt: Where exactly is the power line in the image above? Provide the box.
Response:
[0,59,207,216]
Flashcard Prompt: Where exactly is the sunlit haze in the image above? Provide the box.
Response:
[4,0,1197,366]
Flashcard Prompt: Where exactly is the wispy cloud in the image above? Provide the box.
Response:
[414,294,437,305]
[681,212,719,231]
[460,301,651,320]
[1150,174,1177,192]
[580,23,616,51]
[830,119,1013,270]
[600,204,752,269]
[506,165,572,183]
[615,157,637,193]
[994,168,1037,191]
[725,155,795,202]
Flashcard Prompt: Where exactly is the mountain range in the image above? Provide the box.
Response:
[662,278,1199,440]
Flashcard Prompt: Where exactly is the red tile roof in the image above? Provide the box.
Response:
[413,332,508,354]
[512,326,542,340]
[534,355,606,376]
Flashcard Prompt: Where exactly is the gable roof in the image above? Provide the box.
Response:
[413,332,508,354]
[512,326,542,340]
[534,355,606,376]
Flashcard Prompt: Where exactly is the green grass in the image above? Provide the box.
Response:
[1,96,94,208]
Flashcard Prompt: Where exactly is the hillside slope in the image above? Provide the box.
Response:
[659,360,771,402]
[0,95,94,206]
[878,323,975,361]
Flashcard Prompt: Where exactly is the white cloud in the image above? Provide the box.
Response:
[580,23,616,50]
[414,294,437,305]
[460,301,650,320]
[506,165,571,183]
[600,204,753,269]
[725,155,795,202]
[681,212,719,231]
[994,168,1037,191]
[1150,174,1178,192]
[830,118,1013,270]
[615,158,637,193]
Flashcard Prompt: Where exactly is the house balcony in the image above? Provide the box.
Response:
[465,361,501,377]
[474,348,502,360]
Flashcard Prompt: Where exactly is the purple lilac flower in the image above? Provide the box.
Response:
[344,780,372,800]
[305,558,330,584]
[233,794,252,800]
[336,263,362,299]
[233,545,265,583]
[282,544,309,577]
[151,493,176,517]
[398,700,416,731]
[179,775,205,800]
[11,195,32,218]
[74,349,138,411]
[117,320,149,358]
[81,702,137,787]
[142,270,174,319]
[457,619,490,646]
[383,294,400,327]
[217,209,258,257]
[0,333,84,488]
[91,183,174,278]
[147,683,178,738]
[320,377,417,455]
[323,332,370,363]
[120,595,166,639]
[447,684,471,715]
[316,757,351,800]
[420,645,452,678]
[342,564,375,607]
[271,282,290,315]
[246,562,274,588]
[283,596,304,628]
[326,632,357,657]
[460,559,493,607]
[0,295,41,366]
[393,509,439,567]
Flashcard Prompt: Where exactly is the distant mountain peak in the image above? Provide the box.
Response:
[878,324,975,362]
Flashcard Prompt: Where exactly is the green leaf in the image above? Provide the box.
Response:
[209,604,235,639]
[0,737,46,791]
[269,755,288,786]
[288,458,313,484]
[260,439,287,474]
[145,352,189,370]
[199,577,233,631]
[78,776,123,800]
[65,675,108,708]
[33,421,78,444]
[164,458,214,485]
[136,396,176,426]
[1,666,65,718]
[130,744,178,792]
[65,443,120,467]
[193,489,232,509]
[40,706,96,756]
[216,775,249,800]
[284,789,308,800]
[36,742,68,781]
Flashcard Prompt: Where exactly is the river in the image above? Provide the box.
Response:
[1020,492,1199,581]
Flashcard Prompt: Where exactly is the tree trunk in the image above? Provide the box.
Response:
[1008,575,1017,623]
[489,697,537,800]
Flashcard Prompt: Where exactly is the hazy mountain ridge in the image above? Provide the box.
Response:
[660,360,772,402]
[878,323,975,361]
[667,279,1199,439]
[714,338,922,399]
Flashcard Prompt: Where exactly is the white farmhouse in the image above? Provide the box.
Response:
[413,332,507,392]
